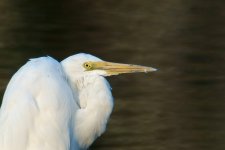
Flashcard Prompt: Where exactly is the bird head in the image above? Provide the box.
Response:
[61,53,157,79]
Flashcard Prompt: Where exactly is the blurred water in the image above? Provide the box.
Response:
[0,0,225,150]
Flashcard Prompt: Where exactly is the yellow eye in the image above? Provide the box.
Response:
[83,62,93,70]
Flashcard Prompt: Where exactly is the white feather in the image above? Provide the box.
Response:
[0,54,114,150]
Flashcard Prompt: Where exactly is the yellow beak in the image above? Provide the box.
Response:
[87,61,157,76]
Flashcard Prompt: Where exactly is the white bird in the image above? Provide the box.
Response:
[0,53,156,150]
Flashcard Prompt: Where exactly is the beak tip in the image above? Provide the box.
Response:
[146,67,157,72]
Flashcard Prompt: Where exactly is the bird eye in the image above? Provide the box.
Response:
[83,62,92,70]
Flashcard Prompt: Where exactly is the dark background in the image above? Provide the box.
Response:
[0,0,225,150]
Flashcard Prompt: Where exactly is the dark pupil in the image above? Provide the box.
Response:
[86,64,89,67]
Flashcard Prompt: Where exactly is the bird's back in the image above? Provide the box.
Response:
[0,57,79,150]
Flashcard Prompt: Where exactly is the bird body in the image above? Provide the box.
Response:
[0,57,79,150]
[0,53,156,150]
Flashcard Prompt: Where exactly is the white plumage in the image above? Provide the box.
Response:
[0,53,156,150]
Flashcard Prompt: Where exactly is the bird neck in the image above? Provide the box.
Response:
[68,75,114,149]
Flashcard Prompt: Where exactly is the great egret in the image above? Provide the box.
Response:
[0,53,156,150]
